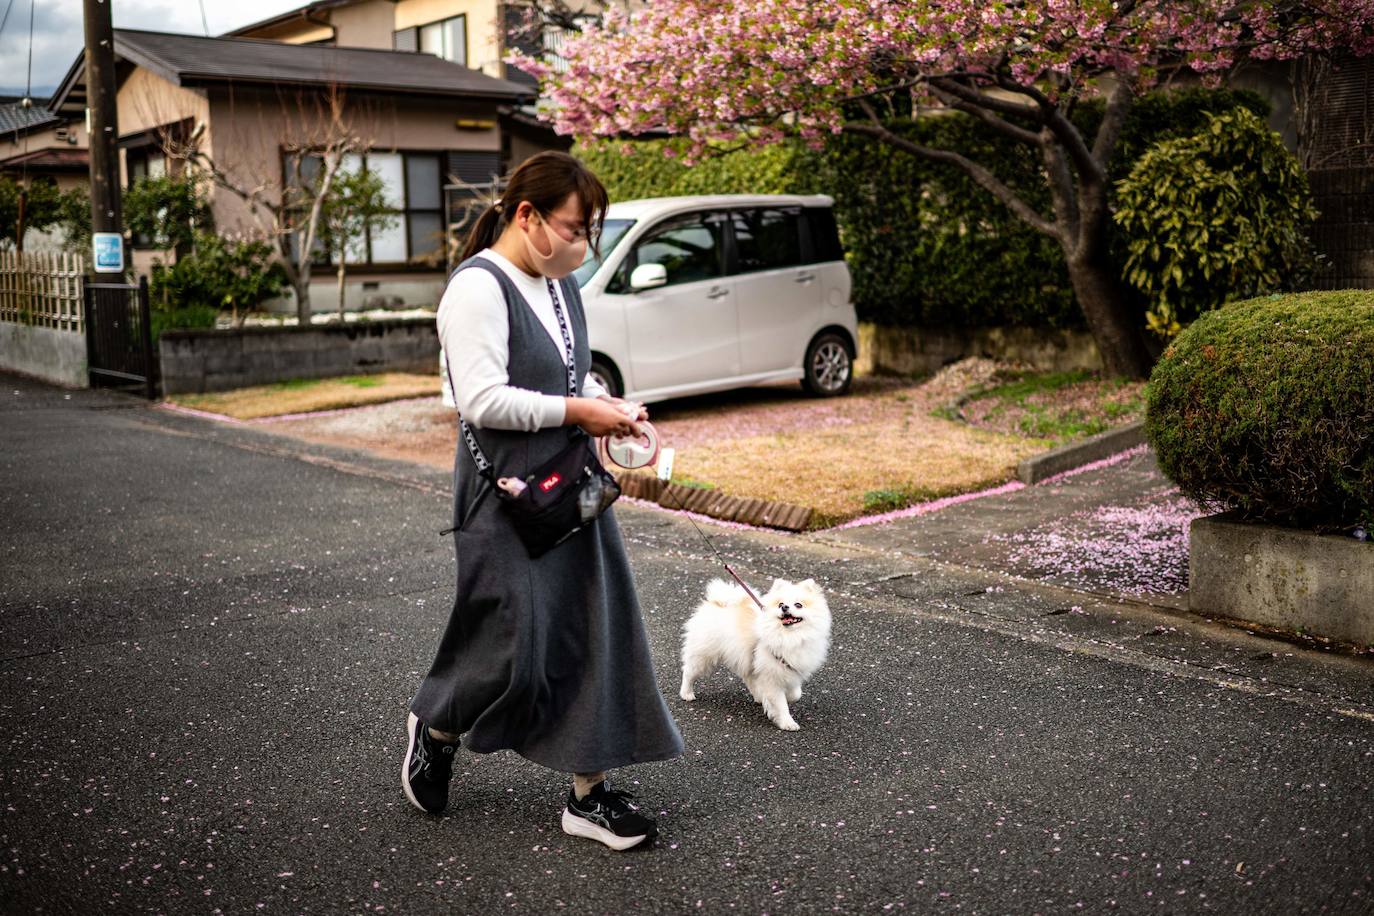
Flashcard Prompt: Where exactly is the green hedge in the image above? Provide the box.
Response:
[577,88,1270,329]
[1146,290,1374,530]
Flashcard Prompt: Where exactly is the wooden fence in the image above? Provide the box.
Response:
[0,251,86,334]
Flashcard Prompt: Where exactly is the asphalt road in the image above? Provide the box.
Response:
[3,375,1372,915]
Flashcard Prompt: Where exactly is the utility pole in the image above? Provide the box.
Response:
[83,0,124,274]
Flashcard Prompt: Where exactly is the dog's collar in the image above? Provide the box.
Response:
[769,651,795,672]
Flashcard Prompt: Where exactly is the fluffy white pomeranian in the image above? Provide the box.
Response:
[679,577,831,730]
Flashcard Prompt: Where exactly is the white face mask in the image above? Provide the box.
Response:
[523,212,588,279]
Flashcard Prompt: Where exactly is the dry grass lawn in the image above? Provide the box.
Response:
[169,373,440,421]
[640,366,1049,525]
[246,361,1083,527]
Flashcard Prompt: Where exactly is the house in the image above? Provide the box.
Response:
[1230,51,1374,289]
[46,28,536,310]
[0,98,89,194]
[227,0,568,167]
[1,97,90,252]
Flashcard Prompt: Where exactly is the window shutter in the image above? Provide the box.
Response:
[446,151,503,186]
[393,28,418,52]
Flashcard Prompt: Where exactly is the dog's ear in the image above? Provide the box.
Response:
[770,578,790,592]
[798,578,821,595]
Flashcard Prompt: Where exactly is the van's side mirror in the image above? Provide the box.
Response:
[629,263,668,291]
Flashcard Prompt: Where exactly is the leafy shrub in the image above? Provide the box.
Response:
[150,304,219,340]
[578,87,1269,330]
[1114,109,1318,337]
[1146,290,1374,529]
[124,174,212,251]
[151,232,287,323]
[0,176,90,250]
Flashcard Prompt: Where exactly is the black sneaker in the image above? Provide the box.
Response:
[561,781,658,850]
[401,712,456,814]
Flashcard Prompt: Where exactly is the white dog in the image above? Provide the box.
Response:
[679,577,831,730]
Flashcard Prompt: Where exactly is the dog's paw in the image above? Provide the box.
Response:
[775,718,801,731]
[679,689,696,701]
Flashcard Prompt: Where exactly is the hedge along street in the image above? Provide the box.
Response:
[578,88,1274,335]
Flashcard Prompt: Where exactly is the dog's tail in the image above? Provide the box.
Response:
[704,578,744,607]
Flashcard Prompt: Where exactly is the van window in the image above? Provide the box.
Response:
[573,218,635,288]
[804,207,844,263]
[731,208,803,273]
[624,213,726,288]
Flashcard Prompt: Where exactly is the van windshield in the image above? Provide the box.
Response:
[573,219,635,288]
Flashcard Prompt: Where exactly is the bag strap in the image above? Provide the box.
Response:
[454,276,577,478]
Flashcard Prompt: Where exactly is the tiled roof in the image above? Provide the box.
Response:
[0,147,88,170]
[0,100,60,136]
[124,29,530,98]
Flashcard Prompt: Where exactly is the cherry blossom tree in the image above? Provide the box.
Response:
[515,0,1374,377]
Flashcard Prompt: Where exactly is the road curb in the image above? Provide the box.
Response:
[1017,420,1147,485]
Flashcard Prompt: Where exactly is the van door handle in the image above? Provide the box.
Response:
[795,273,816,284]
[707,287,730,299]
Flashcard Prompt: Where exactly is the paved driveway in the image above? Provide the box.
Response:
[3,375,1373,914]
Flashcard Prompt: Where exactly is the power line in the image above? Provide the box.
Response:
[25,0,35,97]
[0,0,17,43]
[198,0,210,37]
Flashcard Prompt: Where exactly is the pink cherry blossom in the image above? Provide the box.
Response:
[514,0,1374,160]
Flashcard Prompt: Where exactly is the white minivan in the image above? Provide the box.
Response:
[570,194,858,404]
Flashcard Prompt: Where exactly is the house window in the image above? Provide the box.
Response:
[126,148,165,187]
[394,15,466,66]
[284,150,447,267]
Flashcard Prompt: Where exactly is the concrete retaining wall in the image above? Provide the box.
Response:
[0,323,87,388]
[158,318,440,395]
[1190,513,1374,646]
[856,322,1102,377]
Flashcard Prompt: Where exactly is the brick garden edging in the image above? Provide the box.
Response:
[614,472,814,531]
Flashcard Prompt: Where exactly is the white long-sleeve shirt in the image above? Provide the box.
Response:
[437,248,606,430]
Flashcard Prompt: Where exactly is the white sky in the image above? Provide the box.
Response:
[0,0,306,96]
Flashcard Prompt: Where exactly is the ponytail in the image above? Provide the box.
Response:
[459,203,507,263]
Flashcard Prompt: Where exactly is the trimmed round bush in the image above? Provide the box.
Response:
[1146,290,1374,530]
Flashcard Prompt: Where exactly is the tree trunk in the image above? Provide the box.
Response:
[1064,250,1153,379]
[289,247,312,326]
[337,260,346,320]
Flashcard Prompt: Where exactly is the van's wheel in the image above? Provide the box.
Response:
[802,333,853,397]
[589,356,622,398]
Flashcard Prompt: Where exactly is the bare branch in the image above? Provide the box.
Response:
[926,80,1043,147]
[993,72,1104,184]
[927,76,1042,122]
[1040,137,1081,252]
[1090,77,1135,170]
[848,100,1062,242]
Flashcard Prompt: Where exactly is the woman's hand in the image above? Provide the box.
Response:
[599,395,649,422]
[565,397,640,437]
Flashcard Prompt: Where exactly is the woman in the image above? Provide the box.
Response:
[402,151,684,851]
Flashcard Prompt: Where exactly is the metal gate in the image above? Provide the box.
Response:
[85,276,157,399]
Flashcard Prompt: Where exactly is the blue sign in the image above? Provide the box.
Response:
[93,232,124,273]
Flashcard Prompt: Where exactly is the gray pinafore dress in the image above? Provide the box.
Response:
[411,255,685,774]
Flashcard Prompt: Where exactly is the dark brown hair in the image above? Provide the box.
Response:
[459,151,610,263]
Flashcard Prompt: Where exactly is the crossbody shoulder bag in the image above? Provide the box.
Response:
[444,276,620,557]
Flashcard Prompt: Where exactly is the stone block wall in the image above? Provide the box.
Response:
[855,323,1103,377]
[159,318,440,395]
[0,324,88,388]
